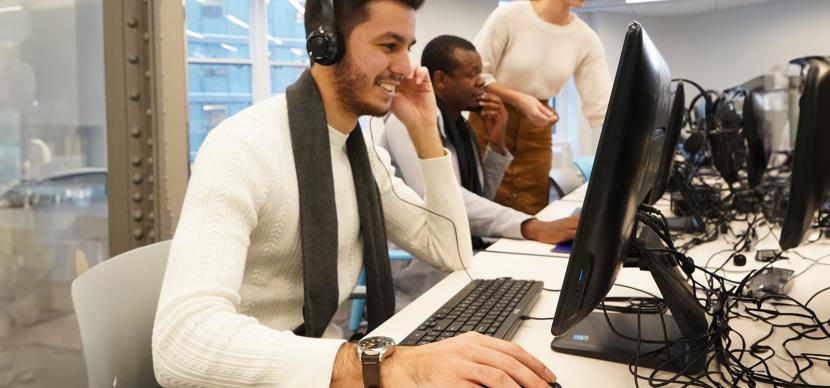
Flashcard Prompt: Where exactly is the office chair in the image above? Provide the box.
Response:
[549,168,584,199]
[71,240,170,388]
[348,249,414,332]
[573,155,596,181]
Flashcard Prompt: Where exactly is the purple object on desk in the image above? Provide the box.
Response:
[551,240,573,254]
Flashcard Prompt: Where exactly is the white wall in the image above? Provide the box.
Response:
[558,0,830,158]
[585,0,830,92]
[413,0,498,64]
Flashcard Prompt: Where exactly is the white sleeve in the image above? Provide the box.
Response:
[379,115,426,196]
[152,123,344,388]
[574,33,613,129]
[474,7,510,87]
[369,139,473,273]
[479,144,512,200]
[462,187,531,239]
[382,118,529,240]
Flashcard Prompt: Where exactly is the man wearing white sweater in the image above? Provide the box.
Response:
[152,0,557,387]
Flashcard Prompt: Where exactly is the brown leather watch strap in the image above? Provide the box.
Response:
[360,353,381,388]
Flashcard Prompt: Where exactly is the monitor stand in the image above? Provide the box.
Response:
[551,228,708,374]
[666,215,704,233]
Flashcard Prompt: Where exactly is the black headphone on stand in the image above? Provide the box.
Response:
[306,0,343,66]
[678,79,716,156]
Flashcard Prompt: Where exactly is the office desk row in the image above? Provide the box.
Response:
[369,184,830,387]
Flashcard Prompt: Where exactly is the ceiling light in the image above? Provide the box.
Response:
[268,35,284,45]
[220,43,238,52]
[288,0,304,14]
[0,5,22,13]
[186,30,205,39]
[225,15,250,29]
[625,0,668,3]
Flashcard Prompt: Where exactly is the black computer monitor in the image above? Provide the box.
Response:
[551,20,671,338]
[741,90,768,189]
[649,82,686,203]
[779,56,830,250]
[550,22,708,373]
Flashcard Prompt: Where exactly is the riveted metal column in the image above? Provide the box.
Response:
[152,0,189,247]
[104,0,188,256]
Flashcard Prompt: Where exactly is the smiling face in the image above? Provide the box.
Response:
[332,1,415,117]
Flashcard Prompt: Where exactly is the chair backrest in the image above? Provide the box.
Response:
[549,168,584,198]
[573,155,596,181]
[71,240,171,388]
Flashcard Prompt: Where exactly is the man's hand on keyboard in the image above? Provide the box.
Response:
[382,331,557,387]
[520,215,579,245]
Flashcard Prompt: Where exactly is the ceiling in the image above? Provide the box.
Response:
[581,0,775,16]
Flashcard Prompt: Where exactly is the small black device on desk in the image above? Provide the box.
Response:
[755,249,784,262]
[746,267,794,296]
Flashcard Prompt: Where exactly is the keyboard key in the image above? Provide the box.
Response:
[407,330,427,341]
[446,321,464,332]
[432,318,454,331]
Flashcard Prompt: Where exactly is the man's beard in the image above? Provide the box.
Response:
[333,54,389,117]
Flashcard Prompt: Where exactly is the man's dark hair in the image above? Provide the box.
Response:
[304,0,425,46]
[421,35,477,79]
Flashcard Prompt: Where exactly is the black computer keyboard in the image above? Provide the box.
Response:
[400,277,543,345]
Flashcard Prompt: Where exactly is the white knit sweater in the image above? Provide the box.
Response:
[152,94,472,387]
[474,1,612,128]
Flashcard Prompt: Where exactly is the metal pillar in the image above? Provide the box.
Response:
[104,0,188,256]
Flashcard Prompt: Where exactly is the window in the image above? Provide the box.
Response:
[267,0,308,94]
[0,2,108,386]
[186,0,309,162]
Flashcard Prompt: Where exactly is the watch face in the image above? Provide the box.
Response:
[358,336,396,357]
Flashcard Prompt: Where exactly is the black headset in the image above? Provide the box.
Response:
[306,0,343,66]
[677,79,716,156]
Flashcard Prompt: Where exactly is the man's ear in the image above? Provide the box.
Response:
[433,70,448,92]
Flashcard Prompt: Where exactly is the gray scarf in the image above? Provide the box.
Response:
[286,69,395,337]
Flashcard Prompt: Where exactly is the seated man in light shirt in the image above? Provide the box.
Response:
[152,1,558,387]
[381,35,578,304]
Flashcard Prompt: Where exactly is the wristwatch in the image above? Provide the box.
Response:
[355,336,396,388]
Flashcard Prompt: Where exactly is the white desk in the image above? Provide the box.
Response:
[370,184,830,387]
[486,187,672,258]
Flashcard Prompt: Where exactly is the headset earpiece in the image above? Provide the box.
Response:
[306,0,343,66]
[684,132,705,155]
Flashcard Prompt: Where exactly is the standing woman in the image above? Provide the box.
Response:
[470,0,612,214]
